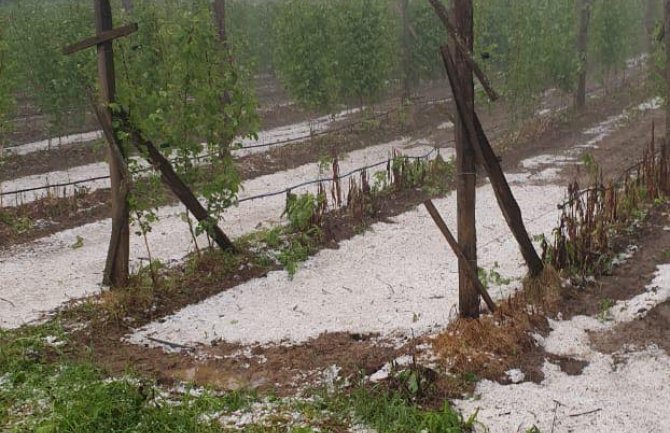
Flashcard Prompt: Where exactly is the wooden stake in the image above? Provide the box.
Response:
[424,200,496,313]
[213,0,227,47]
[451,0,479,319]
[93,0,131,288]
[119,111,237,253]
[426,0,499,101]
[575,0,592,110]
[400,0,412,102]
[441,46,545,277]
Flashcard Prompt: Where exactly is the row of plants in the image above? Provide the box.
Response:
[230,0,653,111]
[0,0,657,136]
[3,0,258,238]
[131,152,455,287]
[475,0,652,111]
[0,10,14,148]
[542,132,670,279]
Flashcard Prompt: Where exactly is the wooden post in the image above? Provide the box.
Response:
[426,0,499,101]
[451,0,479,319]
[213,0,227,47]
[575,0,592,110]
[95,0,130,288]
[400,0,412,102]
[440,46,545,278]
[119,111,237,253]
[424,200,496,313]
[64,11,138,289]
[645,0,658,53]
[212,0,236,155]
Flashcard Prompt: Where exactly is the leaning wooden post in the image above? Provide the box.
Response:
[440,46,545,277]
[424,200,496,313]
[118,111,238,253]
[426,0,499,101]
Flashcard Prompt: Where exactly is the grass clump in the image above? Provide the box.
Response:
[432,294,548,381]
[348,388,477,433]
[521,265,564,309]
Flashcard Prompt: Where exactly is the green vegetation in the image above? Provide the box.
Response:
[268,0,650,114]
[589,0,646,83]
[6,0,258,237]
[0,323,479,433]
[0,212,32,235]
[348,388,477,433]
[475,0,577,111]
[477,262,512,289]
[0,0,655,141]
[227,0,277,76]
[113,0,258,233]
[597,298,615,322]
[8,0,94,137]
[407,1,447,82]
[273,0,395,110]
[0,10,15,145]
[0,324,250,432]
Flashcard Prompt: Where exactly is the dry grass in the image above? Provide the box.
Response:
[522,265,564,310]
[432,285,558,381]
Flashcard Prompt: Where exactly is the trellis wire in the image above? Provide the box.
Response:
[1,147,440,207]
[1,96,448,198]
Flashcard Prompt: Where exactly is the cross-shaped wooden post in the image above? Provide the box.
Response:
[64,0,138,288]
[65,0,238,268]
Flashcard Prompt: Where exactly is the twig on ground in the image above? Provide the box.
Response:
[147,336,196,352]
[569,408,602,418]
[0,297,15,307]
[550,400,562,433]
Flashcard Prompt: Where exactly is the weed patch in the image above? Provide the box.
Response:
[348,388,478,433]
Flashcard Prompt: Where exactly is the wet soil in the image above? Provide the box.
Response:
[590,301,670,355]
